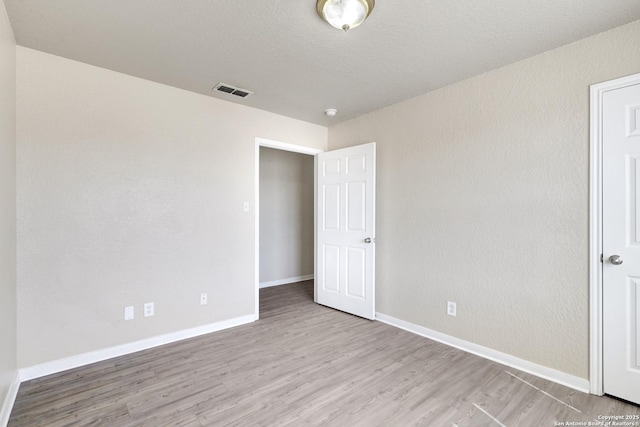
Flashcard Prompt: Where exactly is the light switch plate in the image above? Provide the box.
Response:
[124,306,134,320]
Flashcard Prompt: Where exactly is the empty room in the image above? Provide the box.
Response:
[2,1,640,426]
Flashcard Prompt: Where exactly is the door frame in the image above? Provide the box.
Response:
[589,72,640,396]
[254,137,323,319]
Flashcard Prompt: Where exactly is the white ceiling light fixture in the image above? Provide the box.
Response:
[317,0,375,32]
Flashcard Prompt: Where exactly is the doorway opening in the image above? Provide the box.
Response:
[254,138,323,319]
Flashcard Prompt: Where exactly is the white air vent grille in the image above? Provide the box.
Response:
[213,83,254,98]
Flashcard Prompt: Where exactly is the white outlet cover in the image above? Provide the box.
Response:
[124,306,134,320]
[243,202,249,212]
[447,301,456,317]
[200,293,208,305]
[144,302,154,317]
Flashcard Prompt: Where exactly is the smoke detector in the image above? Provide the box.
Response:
[325,108,338,117]
[212,83,254,99]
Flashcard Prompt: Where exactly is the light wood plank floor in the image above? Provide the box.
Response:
[9,281,639,426]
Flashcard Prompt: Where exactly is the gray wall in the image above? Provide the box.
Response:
[0,0,16,414]
[328,20,640,379]
[16,47,326,368]
[259,147,314,285]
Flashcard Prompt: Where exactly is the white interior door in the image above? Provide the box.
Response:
[603,82,640,404]
[316,143,375,319]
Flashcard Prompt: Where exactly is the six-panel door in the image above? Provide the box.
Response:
[316,143,376,320]
[603,83,640,405]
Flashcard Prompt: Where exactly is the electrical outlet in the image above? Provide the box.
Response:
[144,302,154,317]
[243,202,249,212]
[447,301,457,317]
[200,293,208,305]
[124,306,134,320]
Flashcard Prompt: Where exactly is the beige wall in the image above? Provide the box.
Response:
[259,147,314,285]
[328,20,640,379]
[0,0,16,412]
[16,47,327,368]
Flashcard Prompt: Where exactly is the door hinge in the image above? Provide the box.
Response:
[600,254,603,263]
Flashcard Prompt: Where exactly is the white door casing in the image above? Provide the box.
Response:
[602,82,640,404]
[316,143,376,319]
[254,137,323,319]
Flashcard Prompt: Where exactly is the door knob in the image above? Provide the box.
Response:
[609,255,623,265]
[364,237,372,244]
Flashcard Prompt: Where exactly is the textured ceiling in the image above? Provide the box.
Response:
[5,1,640,126]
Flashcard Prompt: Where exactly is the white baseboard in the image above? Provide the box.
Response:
[19,314,256,382]
[259,274,314,289]
[0,372,20,427]
[376,313,590,394]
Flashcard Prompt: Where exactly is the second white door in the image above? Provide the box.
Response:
[316,143,376,320]
[603,82,640,405]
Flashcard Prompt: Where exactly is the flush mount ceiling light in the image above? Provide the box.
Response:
[317,0,375,31]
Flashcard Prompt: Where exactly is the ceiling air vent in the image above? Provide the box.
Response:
[213,83,253,99]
